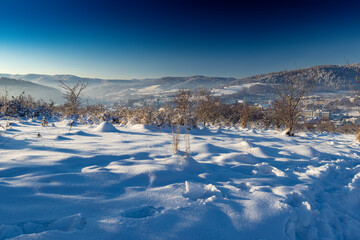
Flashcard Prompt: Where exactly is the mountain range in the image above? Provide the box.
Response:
[0,63,359,104]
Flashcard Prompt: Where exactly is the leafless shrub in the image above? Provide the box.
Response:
[171,90,195,157]
[58,80,88,116]
[172,124,180,154]
[0,91,55,118]
[184,128,191,158]
[337,123,358,134]
[41,116,48,127]
[316,120,336,133]
[157,106,172,127]
[240,103,250,127]
[69,120,74,133]
[297,122,316,132]
[173,90,194,125]
[0,90,9,116]
[194,89,221,126]
[82,104,105,116]
[265,98,290,130]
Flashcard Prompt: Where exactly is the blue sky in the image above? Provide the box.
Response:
[1,0,360,79]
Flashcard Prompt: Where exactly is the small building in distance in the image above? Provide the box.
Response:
[302,110,330,120]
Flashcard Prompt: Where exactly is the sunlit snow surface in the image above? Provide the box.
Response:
[1,120,360,239]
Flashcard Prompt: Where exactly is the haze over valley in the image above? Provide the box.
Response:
[2,63,360,107]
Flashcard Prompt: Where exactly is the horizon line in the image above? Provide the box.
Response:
[0,62,356,81]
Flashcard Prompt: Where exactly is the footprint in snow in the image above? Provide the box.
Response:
[121,206,163,218]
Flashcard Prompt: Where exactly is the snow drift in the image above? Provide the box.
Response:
[0,119,360,239]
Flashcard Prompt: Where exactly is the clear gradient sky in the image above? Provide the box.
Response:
[1,0,360,79]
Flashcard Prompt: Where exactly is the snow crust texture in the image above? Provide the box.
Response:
[1,120,360,239]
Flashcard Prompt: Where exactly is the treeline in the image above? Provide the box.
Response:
[0,91,55,118]
[0,89,357,134]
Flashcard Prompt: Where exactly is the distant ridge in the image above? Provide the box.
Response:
[2,63,359,90]
[228,64,360,91]
[1,63,359,103]
[0,77,63,102]
[0,73,143,88]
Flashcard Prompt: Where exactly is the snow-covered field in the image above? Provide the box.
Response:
[1,119,360,239]
[212,83,258,96]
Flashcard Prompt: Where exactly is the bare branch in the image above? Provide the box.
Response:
[58,80,88,116]
[273,68,318,136]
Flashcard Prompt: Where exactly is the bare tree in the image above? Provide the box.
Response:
[274,69,318,136]
[58,80,88,116]
[0,89,9,116]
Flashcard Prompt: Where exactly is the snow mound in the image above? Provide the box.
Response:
[239,141,270,158]
[239,140,252,149]
[286,145,317,158]
[47,214,86,231]
[253,162,286,177]
[0,214,86,239]
[93,122,119,133]
[56,135,72,141]
[127,124,152,131]
[215,152,257,165]
[184,181,222,201]
[280,128,292,136]
[349,172,360,190]
[251,147,270,158]
[165,154,204,173]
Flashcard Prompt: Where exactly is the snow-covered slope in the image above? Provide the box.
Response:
[1,120,360,239]
[228,64,360,91]
[2,64,360,103]
[0,77,63,103]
